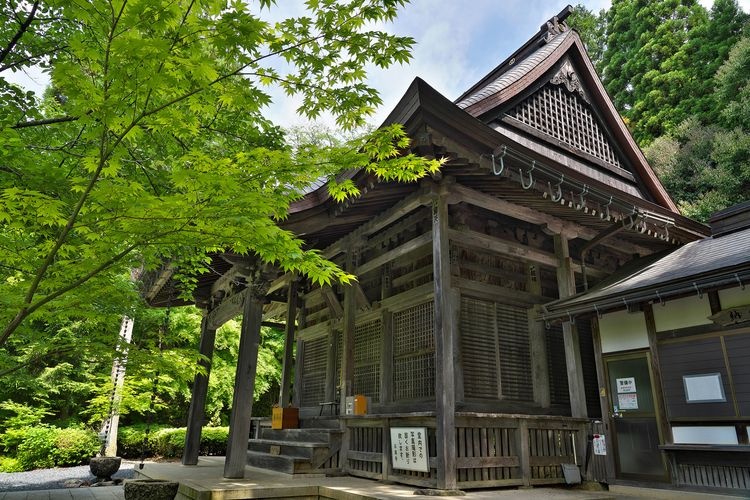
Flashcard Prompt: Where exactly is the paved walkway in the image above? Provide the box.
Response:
[0,487,123,499]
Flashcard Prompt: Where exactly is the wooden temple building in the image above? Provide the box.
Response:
[144,6,750,493]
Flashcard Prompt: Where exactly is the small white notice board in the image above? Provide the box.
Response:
[592,434,607,455]
[390,427,429,472]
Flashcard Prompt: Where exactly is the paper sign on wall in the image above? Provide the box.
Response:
[592,434,607,455]
[390,427,429,472]
[616,377,636,393]
[618,393,639,410]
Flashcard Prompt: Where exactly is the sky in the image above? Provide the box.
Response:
[6,0,749,129]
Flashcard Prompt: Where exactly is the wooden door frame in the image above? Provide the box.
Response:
[603,350,669,482]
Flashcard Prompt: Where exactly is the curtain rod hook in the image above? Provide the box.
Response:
[601,195,613,220]
[550,174,564,202]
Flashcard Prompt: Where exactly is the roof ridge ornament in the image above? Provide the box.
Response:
[551,59,588,102]
[543,15,568,43]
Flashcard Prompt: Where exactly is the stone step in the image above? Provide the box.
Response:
[247,438,329,459]
[259,428,340,443]
[246,450,313,475]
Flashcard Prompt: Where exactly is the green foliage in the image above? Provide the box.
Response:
[16,427,57,470]
[568,4,607,72]
[0,0,442,348]
[117,425,227,458]
[0,456,23,472]
[53,427,101,467]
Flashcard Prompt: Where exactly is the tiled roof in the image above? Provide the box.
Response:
[456,30,573,110]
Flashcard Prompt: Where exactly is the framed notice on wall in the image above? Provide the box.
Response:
[390,427,429,472]
[683,373,726,403]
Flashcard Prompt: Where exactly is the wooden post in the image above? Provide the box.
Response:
[591,317,616,482]
[293,292,307,408]
[340,247,358,412]
[224,275,269,479]
[279,277,298,407]
[518,419,531,486]
[432,195,458,490]
[101,316,134,457]
[325,327,337,403]
[527,264,550,408]
[644,306,671,447]
[554,235,588,419]
[380,310,393,404]
[183,316,217,465]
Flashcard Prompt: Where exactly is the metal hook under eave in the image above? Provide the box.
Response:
[655,290,665,307]
[576,184,589,209]
[735,273,746,290]
[567,311,573,323]
[601,195,613,220]
[693,282,703,299]
[520,161,535,190]
[491,147,507,176]
[594,304,602,319]
[550,174,564,202]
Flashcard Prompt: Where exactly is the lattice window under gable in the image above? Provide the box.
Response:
[508,84,623,169]
[393,301,435,400]
[300,336,328,407]
[353,319,382,399]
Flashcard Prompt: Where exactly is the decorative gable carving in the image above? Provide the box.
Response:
[505,65,625,172]
[550,59,587,102]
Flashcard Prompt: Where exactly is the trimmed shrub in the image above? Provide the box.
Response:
[16,427,57,470]
[0,456,24,472]
[117,425,228,459]
[117,424,168,459]
[53,428,100,467]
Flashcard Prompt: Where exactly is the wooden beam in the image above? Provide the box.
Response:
[323,187,432,258]
[206,289,248,330]
[432,192,458,490]
[451,183,652,256]
[183,316,217,465]
[354,282,371,311]
[591,316,616,482]
[279,278,298,407]
[321,286,344,319]
[224,279,267,479]
[380,310,393,405]
[554,235,588,420]
[355,231,432,276]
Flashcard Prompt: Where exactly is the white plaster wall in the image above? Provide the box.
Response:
[599,310,649,353]
[719,285,750,309]
[653,295,712,332]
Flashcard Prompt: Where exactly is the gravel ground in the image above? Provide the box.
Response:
[0,461,136,492]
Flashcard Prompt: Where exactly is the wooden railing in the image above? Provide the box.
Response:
[343,412,598,489]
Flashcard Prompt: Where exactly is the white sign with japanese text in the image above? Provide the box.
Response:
[592,434,607,455]
[616,377,636,394]
[390,427,429,472]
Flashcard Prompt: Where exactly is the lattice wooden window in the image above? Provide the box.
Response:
[460,297,533,401]
[300,336,328,407]
[353,319,382,399]
[393,301,435,400]
[508,84,623,169]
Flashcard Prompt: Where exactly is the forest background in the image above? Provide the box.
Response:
[1,0,749,472]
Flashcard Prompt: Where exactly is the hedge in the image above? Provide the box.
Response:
[117,425,228,459]
[0,426,100,471]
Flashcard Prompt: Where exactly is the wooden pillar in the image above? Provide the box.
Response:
[293,293,306,408]
[591,316,616,481]
[224,277,268,479]
[644,305,671,446]
[339,247,358,412]
[279,277,298,407]
[101,316,134,457]
[554,234,588,419]
[527,264,550,408]
[183,316,217,465]
[380,310,393,404]
[432,195,458,490]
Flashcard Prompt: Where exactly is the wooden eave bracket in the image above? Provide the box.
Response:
[321,285,344,319]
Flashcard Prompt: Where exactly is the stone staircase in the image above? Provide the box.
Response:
[247,419,342,475]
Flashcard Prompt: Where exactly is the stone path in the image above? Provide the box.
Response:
[0,487,123,499]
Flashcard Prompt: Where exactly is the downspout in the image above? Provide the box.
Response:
[581,213,640,291]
